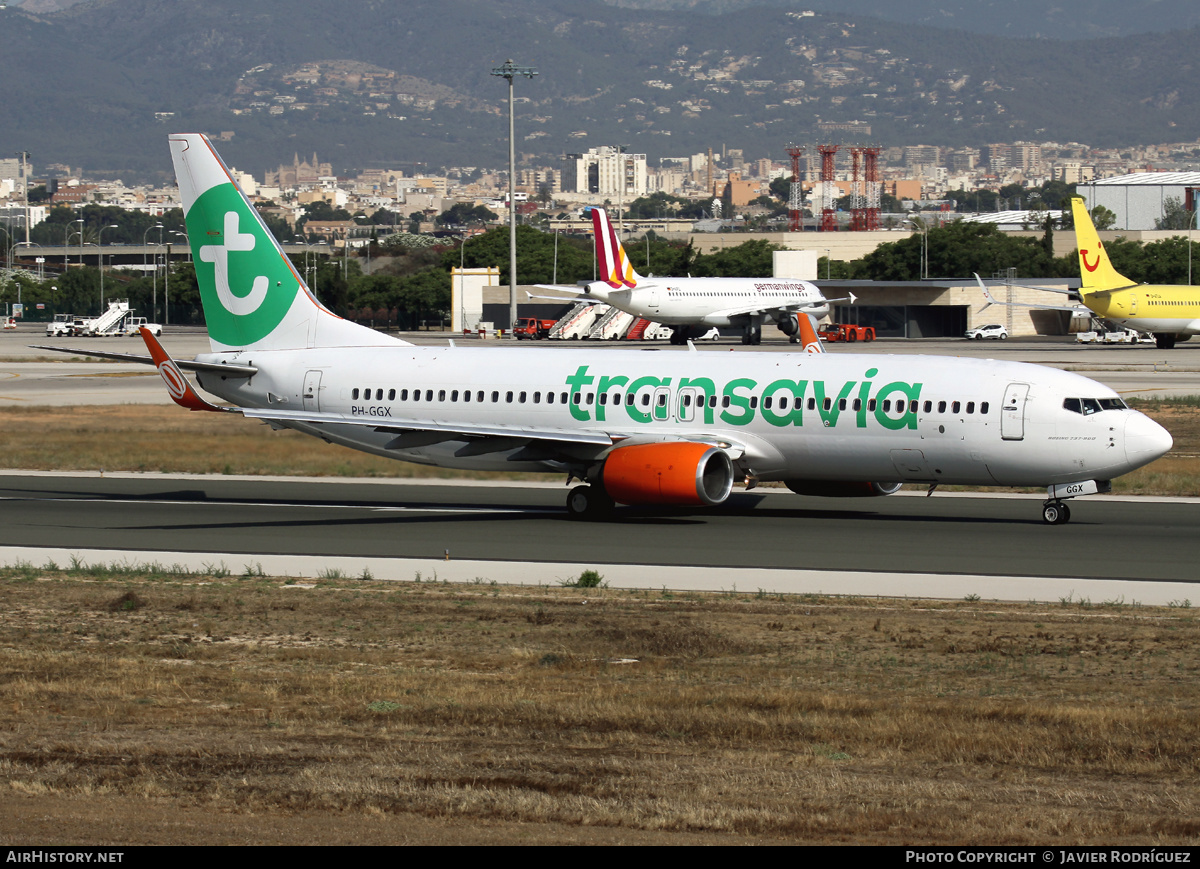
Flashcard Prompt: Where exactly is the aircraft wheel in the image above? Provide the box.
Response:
[1156,333,1177,350]
[1042,502,1071,525]
[789,335,799,344]
[741,332,751,345]
[566,485,614,521]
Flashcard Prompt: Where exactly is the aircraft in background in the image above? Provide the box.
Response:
[978,198,1200,349]
[537,207,851,346]
[35,135,1171,525]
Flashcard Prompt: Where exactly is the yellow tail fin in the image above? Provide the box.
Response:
[1070,197,1132,291]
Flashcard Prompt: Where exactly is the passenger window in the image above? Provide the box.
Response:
[586,393,594,405]
[951,401,960,414]
[867,399,876,411]
[722,396,731,408]
[762,396,771,410]
[491,391,499,402]
[923,401,932,413]
[463,390,471,403]
[425,390,433,402]
[823,398,832,411]
[966,402,975,414]
[352,388,359,400]
[642,394,650,407]
[710,395,718,408]
[980,402,989,414]
[534,392,542,404]
[438,390,446,401]
[807,398,816,410]
[506,391,514,403]
[519,391,527,403]
[546,392,554,404]
[477,391,484,402]
[937,401,946,413]
[910,400,919,413]
[573,393,581,405]
[838,398,846,411]
[388,389,396,401]
[376,389,383,401]
[400,389,408,401]
[451,390,459,402]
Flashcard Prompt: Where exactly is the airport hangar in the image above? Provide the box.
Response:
[1079,171,1200,231]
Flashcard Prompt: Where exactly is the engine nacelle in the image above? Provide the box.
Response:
[785,480,903,498]
[603,442,735,507]
[776,313,799,336]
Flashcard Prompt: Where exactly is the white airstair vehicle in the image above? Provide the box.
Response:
[82,300,133,337]
[588,306,635,340]
[549,301,603,339]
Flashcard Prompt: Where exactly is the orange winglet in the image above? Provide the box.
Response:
[797,313,825,354]
[139,326,227,412]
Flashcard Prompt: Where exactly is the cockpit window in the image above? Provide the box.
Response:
[1064,397,1127,415]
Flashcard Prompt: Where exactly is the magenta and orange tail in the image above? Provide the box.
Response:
[589,207,641,289]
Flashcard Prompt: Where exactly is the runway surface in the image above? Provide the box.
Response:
[1,472,1196,604]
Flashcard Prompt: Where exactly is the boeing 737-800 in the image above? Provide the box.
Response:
[540,207,845,345]
[38,135,1172,526]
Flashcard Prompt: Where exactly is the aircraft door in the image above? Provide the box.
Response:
[653,386,672,421]
[303,370,323,412]
[676,387,702,422]
[1000,382,1029,441]
[648,289,660,311]
[1129,294,1138,315]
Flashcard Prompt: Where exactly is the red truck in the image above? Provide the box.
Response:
[513,318,558,340]
[817,323,876,343]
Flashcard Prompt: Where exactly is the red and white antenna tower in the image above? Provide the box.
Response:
[849,147,866,231]
[785,144,804,233]
[818,144,839,232]
[863,146,882,231]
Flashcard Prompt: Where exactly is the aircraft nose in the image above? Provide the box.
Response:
[1124,412,1173,469]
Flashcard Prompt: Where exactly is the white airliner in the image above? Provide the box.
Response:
[39,135,1173,525]
[539,207,846,345]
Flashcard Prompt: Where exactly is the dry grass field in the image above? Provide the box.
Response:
[0,563,1198,845]
[0,399,1197,493]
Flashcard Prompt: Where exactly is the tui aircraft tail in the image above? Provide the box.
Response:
[168,134,406,353]
[1069,197,1135,293]
[588,207,643,289]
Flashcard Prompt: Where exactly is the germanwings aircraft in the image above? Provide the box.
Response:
[541,207,845,346]
[978,197,1200,349]
[41,135,1172,525]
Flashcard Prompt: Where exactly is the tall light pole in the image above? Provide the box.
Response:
[144,223,163,323]
[98,224,118,309]
[491,59,538,337]
[72,218,84,269]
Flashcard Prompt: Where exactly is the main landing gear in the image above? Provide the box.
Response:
[566,485,614,520]
[740,323,762,345]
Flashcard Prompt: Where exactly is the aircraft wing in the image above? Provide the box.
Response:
[973,274,1081,313]
[29,343,259,376]
[526,288,602,304]
[239,406,617,448]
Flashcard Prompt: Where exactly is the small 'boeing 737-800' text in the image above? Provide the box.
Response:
[39,136,1172,525]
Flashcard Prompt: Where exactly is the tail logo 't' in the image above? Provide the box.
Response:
[199,211,270,316]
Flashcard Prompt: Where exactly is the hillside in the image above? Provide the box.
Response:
[2,0,1200,178]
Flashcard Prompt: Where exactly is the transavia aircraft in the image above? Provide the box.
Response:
[37,135,1173,525]
[539,207,849,346]
[978,197,1200,349]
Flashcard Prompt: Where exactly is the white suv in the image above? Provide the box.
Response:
[965,324,1008,340]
